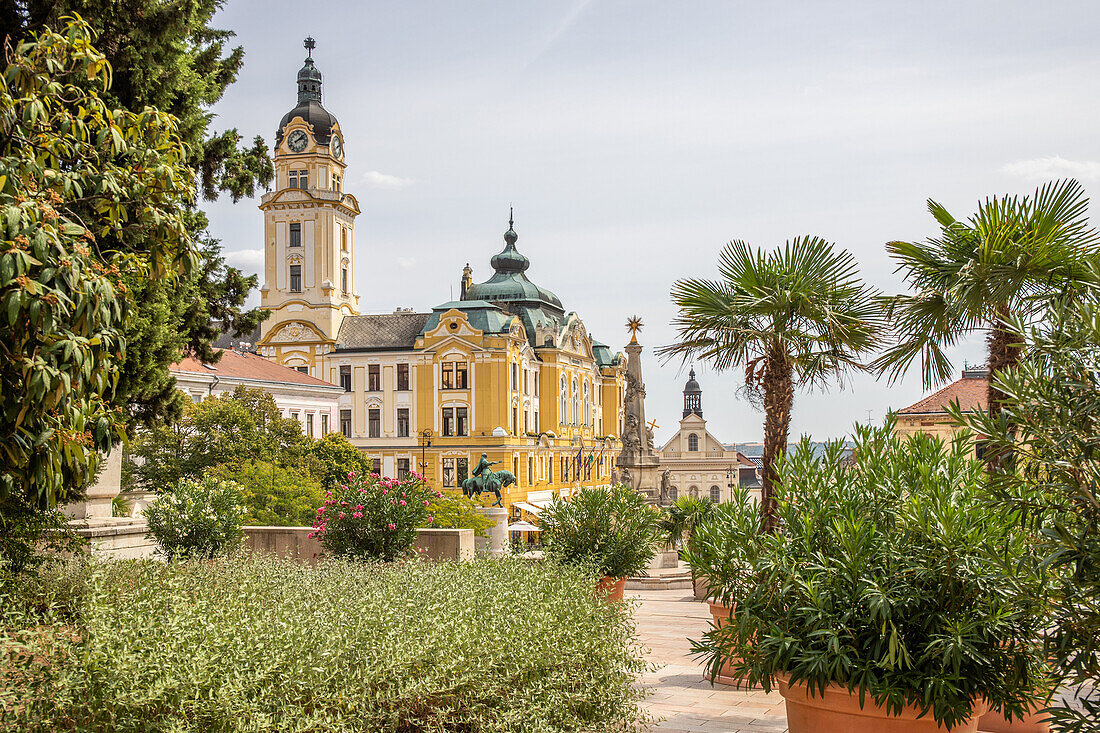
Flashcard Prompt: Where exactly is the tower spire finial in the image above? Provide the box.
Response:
[509,205,514,230]
[304,36,316,58]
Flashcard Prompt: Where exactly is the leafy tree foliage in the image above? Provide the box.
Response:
[0,19,191,528]
[308,432,372,494]
[427,490,494,538]
[661,237,884,530]
[124,387,310,492]
[206,460,323,527]
[2,0,274,429]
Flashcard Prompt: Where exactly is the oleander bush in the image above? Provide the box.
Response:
[143,475,245,561]
[312,470,437,561]
[693,424,1051,729]
[540,483,662,579]
[682,485,762,602]
[0,554,650,732]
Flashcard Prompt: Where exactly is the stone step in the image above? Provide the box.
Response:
[625,571,694,590]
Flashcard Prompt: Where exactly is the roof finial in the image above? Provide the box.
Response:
[509,205,514,230]
[304,36,316,59]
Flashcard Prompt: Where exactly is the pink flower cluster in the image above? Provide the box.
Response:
[310,467,437,546]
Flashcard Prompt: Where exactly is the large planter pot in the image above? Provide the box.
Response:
[778,675,988,733]
[693,574,709,600]
[976,703,1051,733]
[596,576,626,603]
[706,601,761,688]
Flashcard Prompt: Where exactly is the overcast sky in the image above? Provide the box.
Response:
[203,0,1100,445]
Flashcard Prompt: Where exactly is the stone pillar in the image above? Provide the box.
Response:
[616,334,662,503]
[475,506,508,557]
[63,450,123,520]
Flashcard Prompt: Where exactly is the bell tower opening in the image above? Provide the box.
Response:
[683,367,702,418]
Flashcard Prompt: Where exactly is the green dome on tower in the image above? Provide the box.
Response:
[462,212,566,346]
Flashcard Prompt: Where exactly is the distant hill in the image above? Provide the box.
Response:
[730,440,855,459]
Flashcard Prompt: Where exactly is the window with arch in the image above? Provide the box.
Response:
[560,376,568,421]
[572,379,579,425]
[687,433,699,451]
[710,485,721,503]
[582,382,590,426]
[669,486,678,500]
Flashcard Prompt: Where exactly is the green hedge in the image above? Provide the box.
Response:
[1,555,650,732]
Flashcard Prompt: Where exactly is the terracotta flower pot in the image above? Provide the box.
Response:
[705,601,761,688]
[976,702,1051,733]
[778,674,988,733]
[596,576,626,603]
[708,600,733,628]
[693,574,709,600]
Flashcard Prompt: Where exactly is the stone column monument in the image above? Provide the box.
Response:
[475,506,508,557]
[616,316,662,503]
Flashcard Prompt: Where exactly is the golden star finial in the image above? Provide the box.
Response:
[626,315,643,343]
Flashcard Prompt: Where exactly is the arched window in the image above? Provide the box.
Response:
[572,379,579,425]
[710,485,721,503]
[687,433,699,451]
[583,382,590,426]
[560,376,567,421]
[669,486,678,500]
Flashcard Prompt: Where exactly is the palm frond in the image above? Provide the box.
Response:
[880,179,1100,387]
[661,236,885,393]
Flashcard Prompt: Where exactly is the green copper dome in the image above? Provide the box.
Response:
[462,216,566,346]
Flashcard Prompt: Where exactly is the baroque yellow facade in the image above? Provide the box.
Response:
[256,42,627,514]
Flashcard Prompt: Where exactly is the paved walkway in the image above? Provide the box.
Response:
[630,588,788,733]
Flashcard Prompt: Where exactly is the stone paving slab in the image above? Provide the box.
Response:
[629,588,788,733]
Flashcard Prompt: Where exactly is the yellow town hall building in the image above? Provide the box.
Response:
[254,42,627,512]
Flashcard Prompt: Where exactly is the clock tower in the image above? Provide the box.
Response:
[256,37,361,376]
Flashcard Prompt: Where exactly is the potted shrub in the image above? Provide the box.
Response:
[310,470,438,562]
[659,495,714,598]
[693,424,1050,732]
[539,483,661,602]
[681,485,763,685]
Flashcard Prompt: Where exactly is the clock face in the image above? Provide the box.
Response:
[287,130,308,152]
[330,135,343,158]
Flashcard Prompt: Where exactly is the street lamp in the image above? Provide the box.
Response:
[726,465,734,503]
[417,429,432,481]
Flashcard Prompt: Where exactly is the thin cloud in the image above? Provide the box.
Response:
[1000,155,1100,181]
[361,170,415,189]
[521,0,594,70]
[397,256,417,269]
[224,248,264,271]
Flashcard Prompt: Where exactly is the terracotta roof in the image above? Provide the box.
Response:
[897,374,989,416]
[171,348,340,389]
[335,312,432,351]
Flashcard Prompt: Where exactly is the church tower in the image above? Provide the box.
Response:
[683,367,702,417]
[256,37,361,375]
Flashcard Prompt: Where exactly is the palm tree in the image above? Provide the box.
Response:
[875,179,1098,467]
[660,237,884,531]
[659,494,714,550]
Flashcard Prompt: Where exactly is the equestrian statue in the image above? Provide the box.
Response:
[461,453,516,508]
